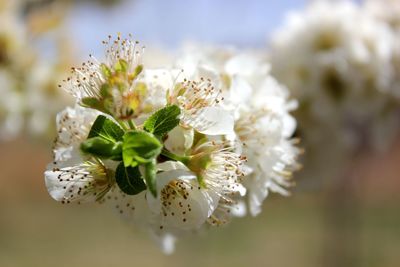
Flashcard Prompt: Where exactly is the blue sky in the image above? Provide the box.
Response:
[67,0,307,54]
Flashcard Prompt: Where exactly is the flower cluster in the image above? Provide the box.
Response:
[175,44,300,215]
[269,0,400,183]
[44,35,300,253]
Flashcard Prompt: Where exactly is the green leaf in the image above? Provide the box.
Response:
[88,115,124,142]
[80,137,122,160]
[144,159,157,197]
[122,131,162,167]
[143,105,181,137]
[115,162,146,195]
[80,115,125,160]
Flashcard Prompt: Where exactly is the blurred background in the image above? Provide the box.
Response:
[0,0,399,266]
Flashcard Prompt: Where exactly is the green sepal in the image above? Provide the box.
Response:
[114,59,128,73]
[101,63,112,78]
[129,65,143,81]
[100,84,111,98]
[115,162,146,195]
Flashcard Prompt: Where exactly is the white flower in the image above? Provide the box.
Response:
[64,35,142,100]
[187,140,247,197]
[45,159,114,204]
[62,34,148,120]
[174,45,300,216]
[129,66,235,136]
[164,127,248,203]
[235,110,299,215]
[0,2,29,140]
[143,142,247,252]
[362,0,400,150]
[121,161,216,254]
[168,77,234,136]
[365,0,400,97]
[52,105,98,161]
[44,105,116,204]
[270,0,399,154]
[229,71,299,216]
[147,167,219,231]
[365,0,400,31]
[192,141,248,224]
[0,70,24,139]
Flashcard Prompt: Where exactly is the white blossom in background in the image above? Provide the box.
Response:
[0,0,29,139]
[0,0,73,140]
[269,0,400,181]
[365,0,400,97]
[365,0,400,31]
[44,35,300,253]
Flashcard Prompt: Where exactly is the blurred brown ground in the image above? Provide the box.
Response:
[0,137,399,267]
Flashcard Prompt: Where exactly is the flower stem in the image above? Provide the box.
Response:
[161,149,190,164]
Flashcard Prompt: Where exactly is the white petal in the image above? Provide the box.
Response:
[156,161,189,172]
[236,183,247,197]
[225,53,270,77]
[103,187,150,226]
[146,169,196,213]
[191,107,234,136]
[248,182,268,217]
[282,114,297,138]
[226,76,253,106]
[164,126,194,155]
[147,170,219,230]
[44,162,107,204]
[230,201,247,217]
[53,105,97,161]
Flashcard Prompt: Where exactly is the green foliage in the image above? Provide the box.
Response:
[143,105,181,137]
[80,115,124,160]
[121,130,163,196]
[115,162,146,195]
[80,137,122,160]
[122,131,162,167]
[88,115,124,141]
[78,104,184,197]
